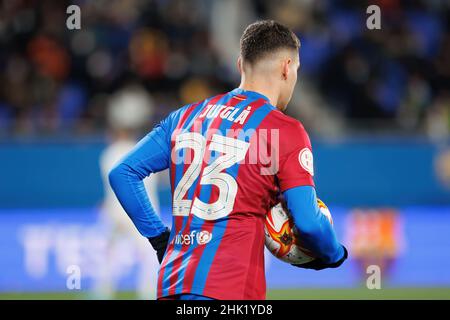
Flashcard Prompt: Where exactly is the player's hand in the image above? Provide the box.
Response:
[148,228,171,264]
[291,245,348,271]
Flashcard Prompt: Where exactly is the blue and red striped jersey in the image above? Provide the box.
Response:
[153,88,314,299]
[109,88,317,299]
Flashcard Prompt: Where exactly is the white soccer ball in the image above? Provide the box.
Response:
[264,199,333,264]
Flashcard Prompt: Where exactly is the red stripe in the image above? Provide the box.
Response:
[166,123,202,296]
[158,102,200,297]
[169,101,203,206]
[201,98,268,298]
[179,102,230,292]
[183,98,268,294]
[167,96,240,296]
[157,94,226,298]
[169,102,201,197]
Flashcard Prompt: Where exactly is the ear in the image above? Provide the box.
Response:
[237,56,243,74]
[282,58,291,80]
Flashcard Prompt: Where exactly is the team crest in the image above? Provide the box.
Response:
[196,230,212,245]
[298,148,314,176]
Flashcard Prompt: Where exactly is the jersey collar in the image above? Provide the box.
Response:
[230,88,271,104]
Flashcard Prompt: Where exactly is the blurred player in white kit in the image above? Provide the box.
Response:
[97,84,161,299]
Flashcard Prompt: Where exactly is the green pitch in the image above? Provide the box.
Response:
[1,288,450,300]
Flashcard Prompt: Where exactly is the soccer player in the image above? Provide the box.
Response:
[109,20,347,300]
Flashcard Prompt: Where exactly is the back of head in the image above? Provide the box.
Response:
[239,20,301,111]
[240,20,300,65]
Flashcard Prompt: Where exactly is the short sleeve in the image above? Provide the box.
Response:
[276,121,315,191]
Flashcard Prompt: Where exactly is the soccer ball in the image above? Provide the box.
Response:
[264,199,333,264]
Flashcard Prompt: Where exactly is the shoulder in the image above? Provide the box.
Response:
[159,102,199,132]
[165,102,197,122]
[165,93,226,123]
[259,108,313,158]
[262,108,309,137]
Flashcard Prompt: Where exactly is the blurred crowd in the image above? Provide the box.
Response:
[0,0,449,138]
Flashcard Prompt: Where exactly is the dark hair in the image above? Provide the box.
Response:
[240,20,300,64]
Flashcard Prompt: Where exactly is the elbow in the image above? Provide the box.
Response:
[108,162,127,190]
[109,161,144,190]
[108,164,120,189]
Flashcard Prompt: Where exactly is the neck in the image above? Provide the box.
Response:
[238,78,282,110]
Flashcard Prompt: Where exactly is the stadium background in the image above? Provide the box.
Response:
[1,0,450,299]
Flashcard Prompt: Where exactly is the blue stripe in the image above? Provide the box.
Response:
[162,102,206,297]
[174,96,258,295]
[172,94,237,294]
[191,101,272,294]
[162,94,233,295]
[162,148,185,296]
